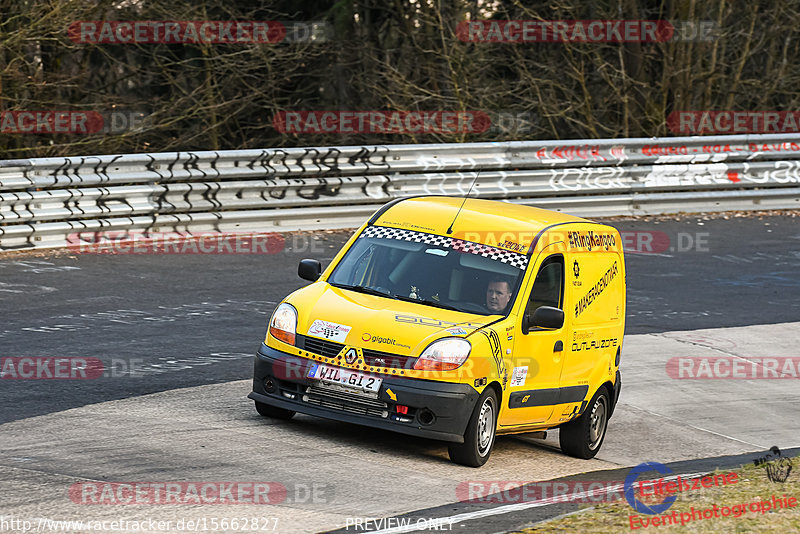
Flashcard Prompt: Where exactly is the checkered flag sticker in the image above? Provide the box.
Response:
[361,226,528,270]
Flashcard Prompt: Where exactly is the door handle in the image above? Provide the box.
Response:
[554,340,563,352]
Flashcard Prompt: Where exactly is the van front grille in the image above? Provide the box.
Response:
[302,385,389,418]
[298,335,344,358]
[362,349,416,369]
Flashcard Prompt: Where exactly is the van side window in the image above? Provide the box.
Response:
[526,255,564,314]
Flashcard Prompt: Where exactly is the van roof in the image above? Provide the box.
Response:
[371,196,591,237]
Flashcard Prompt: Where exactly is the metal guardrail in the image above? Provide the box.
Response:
[2,134,800,250]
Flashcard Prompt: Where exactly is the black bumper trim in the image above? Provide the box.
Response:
[508,385,589,409]
[249,343,479,443]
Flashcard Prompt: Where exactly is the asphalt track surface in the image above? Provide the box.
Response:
[2,214,799,424]
[1,212,800,533]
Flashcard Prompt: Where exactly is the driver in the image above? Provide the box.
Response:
[486,277,513,313]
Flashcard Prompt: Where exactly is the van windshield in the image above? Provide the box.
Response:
[328,226,529,316]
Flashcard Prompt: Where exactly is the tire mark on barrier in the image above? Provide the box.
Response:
[97,154,121,186]
[165,152,181,181]
[147,154,170,227]
[348,145,390,169]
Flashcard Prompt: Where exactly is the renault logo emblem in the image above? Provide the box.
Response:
[345,348,358,364]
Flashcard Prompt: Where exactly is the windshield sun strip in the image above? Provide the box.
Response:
[359,226,529,271]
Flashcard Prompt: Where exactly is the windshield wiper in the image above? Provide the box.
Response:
[392,294,460,312]
[330,284,461,311]
[329,283,391,297]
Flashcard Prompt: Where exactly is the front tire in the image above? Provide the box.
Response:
[559,388,609,459]
[254,401,295,420]
[448,388,498,467]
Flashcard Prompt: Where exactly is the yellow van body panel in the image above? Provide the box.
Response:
[260,196,625,439]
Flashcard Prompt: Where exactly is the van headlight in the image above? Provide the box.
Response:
[269,303,297,345]
[414,338,471,371]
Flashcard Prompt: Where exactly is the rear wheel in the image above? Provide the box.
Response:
[559,388,609,459]
[448,388,498,467]
[254,401,295,420]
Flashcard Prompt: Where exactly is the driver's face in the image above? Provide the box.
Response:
[486,281,511,313]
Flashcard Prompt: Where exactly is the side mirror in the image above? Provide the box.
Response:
[531,306,564,330]
[298,259,321,281]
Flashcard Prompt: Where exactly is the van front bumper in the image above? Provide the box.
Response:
[248,343,479,443]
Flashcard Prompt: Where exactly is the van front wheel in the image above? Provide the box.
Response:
[448,388,497,467]
[559,388,609,459]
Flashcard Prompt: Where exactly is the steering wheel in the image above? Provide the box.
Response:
[452,301,490,314]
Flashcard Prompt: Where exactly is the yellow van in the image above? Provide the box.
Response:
[249,196,625,466]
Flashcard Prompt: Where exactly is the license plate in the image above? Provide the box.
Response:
[307,363,382,393]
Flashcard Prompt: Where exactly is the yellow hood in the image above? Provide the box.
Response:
[287,281,496,356]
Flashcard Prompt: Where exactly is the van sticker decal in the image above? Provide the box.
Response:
[308,320,352,343]
[574,261,618,317]
[360,226,528,270]
[572,338,618,351]
[480,329,507,388]
[447,327,468,335]
[559,404,580,422]
[568,231,616,251]
[394,314,481,330]
[380,220,437,233]
[361,333,411,349]
[510,366,528,387]
[572,260,583,286]
[497,240,526,253]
